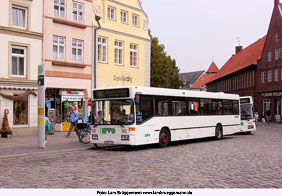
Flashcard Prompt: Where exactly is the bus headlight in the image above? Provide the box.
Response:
[92,134,98,140]
[121,135,129,141]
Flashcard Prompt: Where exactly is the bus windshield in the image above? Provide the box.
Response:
[240,104,254,120]
[92,99,135,126]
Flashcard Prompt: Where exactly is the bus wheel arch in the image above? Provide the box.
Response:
[215,123,223,140]
[158,127,171,148]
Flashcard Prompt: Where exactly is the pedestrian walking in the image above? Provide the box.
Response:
[45,116,50,141]
[261,112,266,126]
[266,108,271,125]
[65,106,80,137]
[255,112,259,126]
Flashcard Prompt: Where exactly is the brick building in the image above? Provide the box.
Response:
[206,37,266,101]
[256,0,282,121]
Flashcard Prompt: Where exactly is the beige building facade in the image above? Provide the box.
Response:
[93,0,151,88]
[0,0,43,136]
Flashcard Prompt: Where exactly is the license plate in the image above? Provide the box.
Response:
[104,141,114,145]
[248,125,254,129]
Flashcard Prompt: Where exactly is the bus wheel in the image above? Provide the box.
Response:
[215,125,223,140]
[159,128,170,148]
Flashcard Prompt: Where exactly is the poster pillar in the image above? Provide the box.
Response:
[38,65,45,148]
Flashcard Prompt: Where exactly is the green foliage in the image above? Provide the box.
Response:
[150,34,184,89]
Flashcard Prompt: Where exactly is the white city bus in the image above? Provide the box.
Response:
[90,86,241,147]
[239,96,256,133]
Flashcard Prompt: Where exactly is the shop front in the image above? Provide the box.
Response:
[260,91,282,123]
[45,89,89,131]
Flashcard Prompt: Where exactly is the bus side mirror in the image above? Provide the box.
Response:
[135,95,140,105]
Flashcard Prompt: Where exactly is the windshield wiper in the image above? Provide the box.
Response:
[118,121,124,128]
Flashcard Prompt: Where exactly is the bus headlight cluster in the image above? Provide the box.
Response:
[121,135,129,141]
[92,134,98,140]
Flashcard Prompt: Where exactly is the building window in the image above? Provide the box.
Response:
[13,95,28,126]
[54,0,66,19]
[246,73,249,88]
[114,40,123,65]
[274,69,279,81]
[72,39,83,62]
[275,32,279,41]
[275,49,279,60]
[73,2,83,23]
[98,37,107,63]
[53,36,65,60]
[130,44,138,67]
[253,71,255,87]
[279,48,282,58]
[261,72,265,83]
[263,99,271,113]
[132,14,139,27]
[268,70,272,82]
[121,10,127,24]
[12,5,27,29]
[11,46,26,78]
[107,6,115,20]
[268,52,272,62]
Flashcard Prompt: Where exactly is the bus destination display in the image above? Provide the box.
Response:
[93,88,130,99]
[240,98,250,104]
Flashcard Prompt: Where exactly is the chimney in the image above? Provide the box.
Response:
[235,46,243,54]
[275,0,280,6]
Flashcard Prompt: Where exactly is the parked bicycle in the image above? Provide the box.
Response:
[77,123,91,144]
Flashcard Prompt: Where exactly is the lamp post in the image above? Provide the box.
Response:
[93,15,101,90]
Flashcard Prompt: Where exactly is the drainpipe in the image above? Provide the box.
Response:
[93,16,101,90]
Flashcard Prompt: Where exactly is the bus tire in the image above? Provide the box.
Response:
[159,128,170,148]
[215,124,223,140]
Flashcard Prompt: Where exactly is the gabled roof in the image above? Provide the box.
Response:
[207,62,219,73]
[178,70,205,85]
[191,73,216,89]
[207,36,266,84]
[191,62,219,89]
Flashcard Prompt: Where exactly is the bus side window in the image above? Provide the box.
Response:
[223,100,233,115]
[188,100,199,115]
[156,97,172,116]
[137,95,153,122]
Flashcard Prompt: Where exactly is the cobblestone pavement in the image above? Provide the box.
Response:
[0,124,281,188]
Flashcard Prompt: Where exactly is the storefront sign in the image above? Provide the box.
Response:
[275,115,281,123]
[262,92,282,97]
[113,75,133,83]
[62,91,84,96]
[62,96,85,102]
[62,122,75,131]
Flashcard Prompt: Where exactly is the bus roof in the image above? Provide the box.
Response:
[93,86,239,100]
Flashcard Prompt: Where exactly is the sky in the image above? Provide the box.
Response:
[140,0,274,73]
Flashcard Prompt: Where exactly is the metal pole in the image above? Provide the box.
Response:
[38,64,46,148]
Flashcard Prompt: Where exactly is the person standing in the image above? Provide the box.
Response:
[266,108,271,125]
[255,112,259,127]
[65,106,79,137]
[45,116,50,141]
[261,112,266,126]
